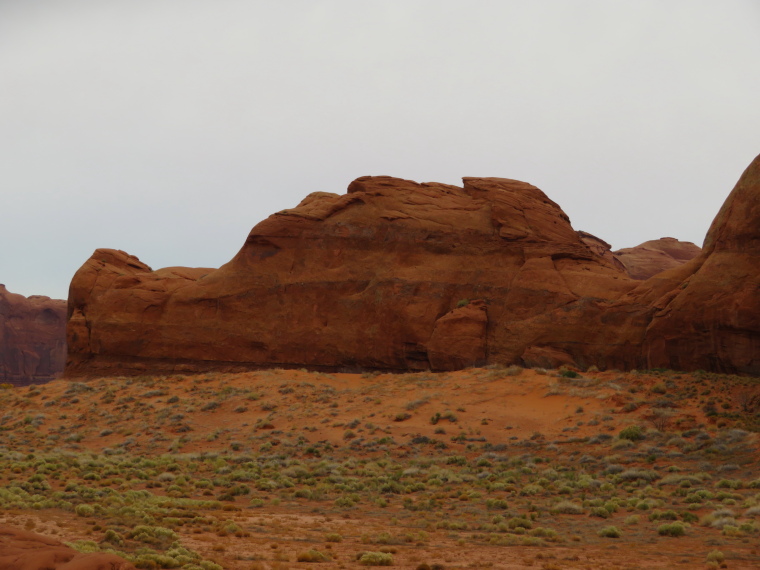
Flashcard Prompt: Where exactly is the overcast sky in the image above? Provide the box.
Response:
[2,1,759,300]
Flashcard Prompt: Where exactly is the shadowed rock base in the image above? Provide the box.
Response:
[0,286,66,385]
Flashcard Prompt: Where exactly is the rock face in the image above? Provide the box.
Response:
[0,524,135,570]
[65,154,760,376]
[0,285,66,385]
[577,231,627,273]
[66,176,634,375]
[638,154,760,374]
[613,237,701,280]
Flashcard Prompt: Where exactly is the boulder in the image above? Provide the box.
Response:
[0,285,66,385]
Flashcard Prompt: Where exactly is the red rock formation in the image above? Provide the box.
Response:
[577,231,626,272]
[613,237,701,280]
[0,524,135,570]
[64,154,760,376]
[0,285,66,385]
[66,176,633,375]
[639,153,760,374]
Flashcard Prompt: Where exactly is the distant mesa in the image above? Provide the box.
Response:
[577,232,701,281]
[0,285,66,386]
[613,237,701,280]
[65,153,760,377]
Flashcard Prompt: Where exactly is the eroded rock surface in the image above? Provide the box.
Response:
[0,524,135,570]
[0,285,66,385]
[65,154,760,376]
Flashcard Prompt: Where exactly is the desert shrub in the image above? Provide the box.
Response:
[297,549,330,563]
[559,369,579,379]
[485,498,509,510]
[619,425,644,441]
[127,525,178,547]
[716,479,742,489]
[618,468,659,482]
[657,522,686,536]
[709,517,737,530]
[359,552,394,566]
[507,517,532,530]
[325,533,343,543]
[649,510,678,521]
[529,527,557,540]
[102,529,124,547]
[75,504,95,517]
[597,526,621,538]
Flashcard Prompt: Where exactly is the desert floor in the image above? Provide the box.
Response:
[0,365,758,569]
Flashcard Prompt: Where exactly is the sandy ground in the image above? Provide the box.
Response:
[0,365,757,569]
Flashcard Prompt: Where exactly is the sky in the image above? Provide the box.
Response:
[1,1,759,300]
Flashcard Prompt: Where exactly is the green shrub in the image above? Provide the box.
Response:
[619,425,644,441]
[74,504,95,517]
[297,549,331,563]
[550,501,584,515]
[559,369,579,379]
[597,526,621,538]
[359,551,394,566]
[657,522,686,537]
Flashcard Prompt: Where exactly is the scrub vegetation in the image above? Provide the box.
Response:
[0,366,758,569]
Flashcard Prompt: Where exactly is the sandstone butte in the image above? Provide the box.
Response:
[0,524,135,570]
[0,285,66,385]
[65,153,760,377]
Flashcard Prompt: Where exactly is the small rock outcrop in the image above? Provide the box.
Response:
[577,231,627,272]
[0,285,66,385]
[0,524,135,569]
[613,237,701,280]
